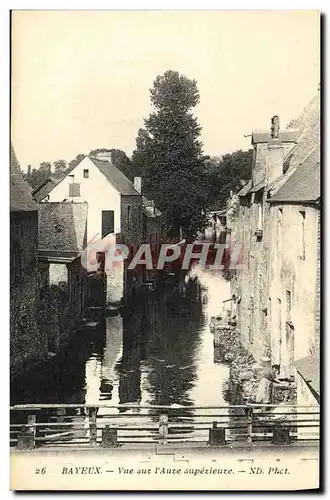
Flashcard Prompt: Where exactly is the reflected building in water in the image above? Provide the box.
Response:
[12,267,231,421]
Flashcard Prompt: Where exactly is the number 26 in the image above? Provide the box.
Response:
[35,468,47,474]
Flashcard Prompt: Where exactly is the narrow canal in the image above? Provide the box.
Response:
[11,266,231,412]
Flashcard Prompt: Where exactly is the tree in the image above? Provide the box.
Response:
[53,159,67,174]
[110,149,134,181]
[132,70,208,241]
[204,149,253,210]
[39,161,52,173]
[24,162,52,188]
[68,153,85,171]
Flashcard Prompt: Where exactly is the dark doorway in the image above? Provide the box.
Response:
[102,210,114,238]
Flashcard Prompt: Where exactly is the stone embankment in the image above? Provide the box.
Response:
[210,315,297,406]
[210,316,261,404]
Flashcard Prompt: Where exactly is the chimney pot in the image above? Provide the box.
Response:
[271,115,280,139]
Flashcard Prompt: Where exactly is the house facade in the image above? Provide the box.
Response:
[10,144,47,377]
[41,152,143,304]
[229,123,299,362]
[38,201,89,350]
[228,91,320,406]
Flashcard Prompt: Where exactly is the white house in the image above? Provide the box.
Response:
[42,152,143,304]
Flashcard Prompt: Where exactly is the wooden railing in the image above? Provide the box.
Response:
[10,404,320,450]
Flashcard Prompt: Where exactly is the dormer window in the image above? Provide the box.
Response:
[83,169,89,179]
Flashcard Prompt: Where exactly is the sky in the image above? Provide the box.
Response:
[11,10,320,170]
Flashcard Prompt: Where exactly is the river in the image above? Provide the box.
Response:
[11,266,231,411]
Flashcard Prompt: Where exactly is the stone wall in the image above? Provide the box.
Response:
[49,263,68,285]
[37,257,86,353]
[269,203,319,372]
[119,194,144,300]
[10,211,47,378]
[229,191,271,363]
[143,213,162,281]
[296,371,319,440]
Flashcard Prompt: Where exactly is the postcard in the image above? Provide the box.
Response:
[10,9,320,491]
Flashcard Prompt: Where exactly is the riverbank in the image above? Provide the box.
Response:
[211,319,297,406]
[211,320,263,405]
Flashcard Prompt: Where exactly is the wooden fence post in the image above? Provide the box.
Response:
[102,425,118,448]
[272,427,291,445]
[246,407,253,444]
[209,421,226,446]
[159,414,168,444]
[88,407,98,446]
[17,415,36,450]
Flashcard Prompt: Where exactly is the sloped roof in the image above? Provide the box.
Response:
[10,143,39,212]
[252,130,300,144]
[283,91,320,172]
[250,180,266,193]
[38,202,88,253]
[89,157,140,196]
[32,175,62,197]
[207,209,227,216]
[270,145,320,204]
[237,180,252,197]
[295,354,320,401]
[142,195,162,218]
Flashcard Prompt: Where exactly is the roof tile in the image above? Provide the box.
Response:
[270,145,320,203]
[10,143,39,212]
[89,157,140,196]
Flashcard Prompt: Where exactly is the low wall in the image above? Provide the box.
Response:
[37,284,75,353]
[10,275,48,379]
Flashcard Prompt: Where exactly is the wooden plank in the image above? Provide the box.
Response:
[10,403,320,410]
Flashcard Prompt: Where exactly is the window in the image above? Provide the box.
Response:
[249,296,254,344]
[277,298,282,351]
[285,322,295,375]
[102,210,114,238]
[286,290,291,313]
[69,183,80,197]
[127,206,131,230]
[277,208,283,253]
[298,211,306,260]
[83,169,89,178]
[257,203,263,230]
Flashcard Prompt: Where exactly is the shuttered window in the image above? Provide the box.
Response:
[69,183,80,197]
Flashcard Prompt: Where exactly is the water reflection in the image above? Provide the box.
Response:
[11,267,231,417]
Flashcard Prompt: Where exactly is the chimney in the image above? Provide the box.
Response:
[27,165,31,176]
[266,115,284,185]
[134,176,142,194]
[251,115,287,188]
[270,115,280,139]
[94,151,113,162]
